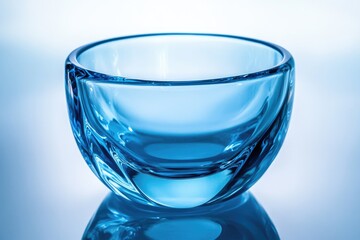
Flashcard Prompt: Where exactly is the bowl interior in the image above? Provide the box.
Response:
[76,34,284,81]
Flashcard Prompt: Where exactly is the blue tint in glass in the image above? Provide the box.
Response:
[65,33,295,208]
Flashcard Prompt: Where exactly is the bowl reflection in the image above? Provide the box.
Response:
[83,192,279,240]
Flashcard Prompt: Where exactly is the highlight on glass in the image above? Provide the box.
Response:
[65,33,295,208]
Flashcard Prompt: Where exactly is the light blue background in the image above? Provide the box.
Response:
[1,0,359,239]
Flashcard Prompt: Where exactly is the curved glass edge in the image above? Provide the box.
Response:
[209,63,295,204]
[66,33,294,86]
[82,192,280,240]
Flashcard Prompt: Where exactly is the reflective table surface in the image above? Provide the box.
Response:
[83,192,279,240]
[1,1,360,239]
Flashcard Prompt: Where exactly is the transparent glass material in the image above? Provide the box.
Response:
[65,33,295,208]
[83,192,279,240]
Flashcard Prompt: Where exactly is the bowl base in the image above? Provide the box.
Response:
[132,168,234,208]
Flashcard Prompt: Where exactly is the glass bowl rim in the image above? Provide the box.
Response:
[66,33,294,86]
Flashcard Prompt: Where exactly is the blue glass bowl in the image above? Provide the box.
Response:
[65,33,294,208]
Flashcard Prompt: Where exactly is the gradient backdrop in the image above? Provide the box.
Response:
[1,0,359,239]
